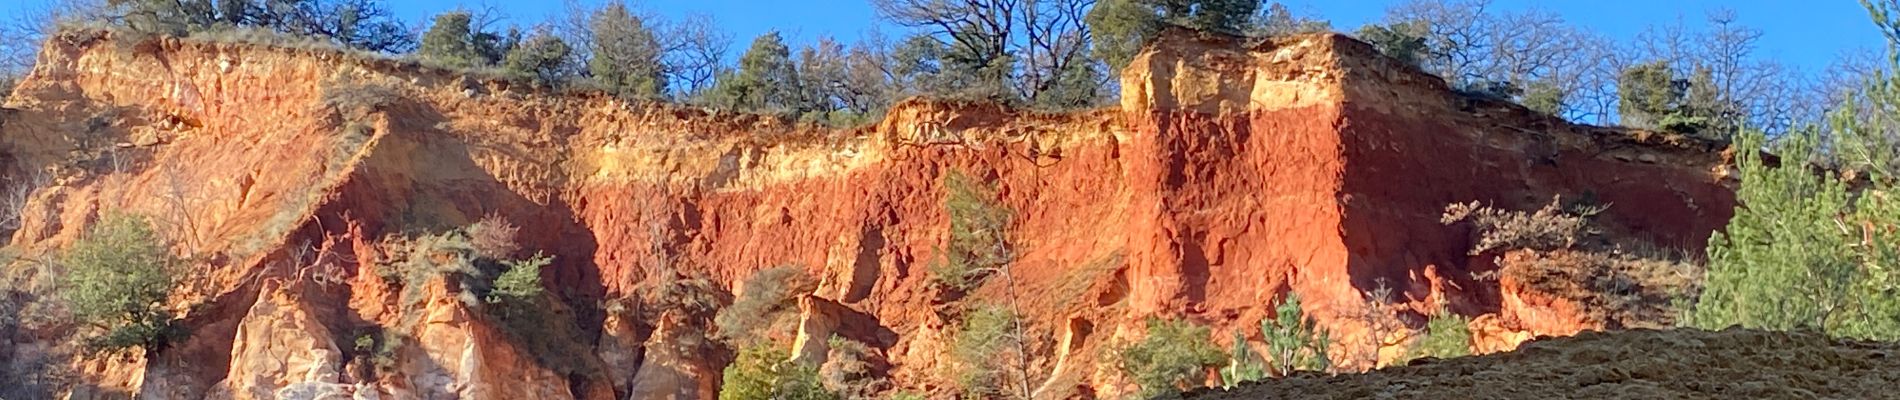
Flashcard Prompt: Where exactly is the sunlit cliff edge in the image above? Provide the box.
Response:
[0,28,1734,399]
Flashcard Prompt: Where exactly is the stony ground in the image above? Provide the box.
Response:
[1185,328,1900,400]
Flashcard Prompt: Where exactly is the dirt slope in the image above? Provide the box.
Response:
[0,28,1737,399]
[1185,328,1900,400]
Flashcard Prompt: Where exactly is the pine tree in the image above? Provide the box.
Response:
[1087,0,1267,71]
[502,31,573,86]
[418,11,509,69]
[705,31,804,114]
[588,1,666,98]
[1691,3,1900,338]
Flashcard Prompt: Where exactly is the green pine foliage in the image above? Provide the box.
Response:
[1355,21,1429,67]
[1263,293,1330,376]
[486,253,549,306]
[61,213,184,352]
[1218,331,1266,388]
[1693,128,1900,339]
[720,344,839,400]
[706,31,805,114]
[1087,0,1267,71]
[502,31,573,86]
[1116,318,1226,399]
[929,171,1014,292]
[418,11,482,68]
[1691,4,1900,339]
[1407,309,1471,361]
[588,1,667,98]
[948,304,1026,399]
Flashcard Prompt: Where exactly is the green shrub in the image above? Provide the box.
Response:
[720,344,838,400]
[1117,318,1225,399]
[1407,308,1471,361]
[1218,331,1265,388]
[417,11,511,69]
[929,171,1013,292]
[486,253,549,307]
[501,31,573,86]
[1263,293,1331,376]
[714,266,817,346]
[61,213,184,352]
[1692,127,1900,339]
[948,304,1028,399]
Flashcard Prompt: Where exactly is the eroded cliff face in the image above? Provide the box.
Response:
[0,29,1733,399]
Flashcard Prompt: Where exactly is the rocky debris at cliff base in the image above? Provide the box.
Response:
[1186,328,1900,400]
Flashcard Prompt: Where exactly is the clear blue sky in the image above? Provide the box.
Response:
[1,0,1885,73]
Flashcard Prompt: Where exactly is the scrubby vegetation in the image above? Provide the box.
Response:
[1443,197,1700,330]
[1441,197,1600,255]
[713,266,817,346]
[720,344,838,400]
[60,213,185,353]
[819,336,887,399]
[367,216,599,375]
[1692,101,1900,339]
[929,171,1014,293]
[946,303,1034,399]
[1263,293,1332,376]
[1406,307,1472,361]
[1116,318,1226,399]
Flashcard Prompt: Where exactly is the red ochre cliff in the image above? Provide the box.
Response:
[0,29,1734,399]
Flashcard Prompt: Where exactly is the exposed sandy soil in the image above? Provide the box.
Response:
[1186,328,1900,400]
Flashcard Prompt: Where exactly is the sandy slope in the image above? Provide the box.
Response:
[1187,328,1900,400]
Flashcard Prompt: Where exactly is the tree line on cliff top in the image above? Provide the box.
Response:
[0,0,1862,138]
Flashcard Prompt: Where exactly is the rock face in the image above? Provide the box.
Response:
[0,29,1733,398]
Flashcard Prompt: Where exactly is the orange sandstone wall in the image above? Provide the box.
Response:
[0,29,1733,399]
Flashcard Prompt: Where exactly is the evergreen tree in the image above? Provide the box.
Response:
[503,30,573,86]
[418,11,510,69]
[890,34,948,96]
[1616,61,1686,130]
[62,214,183,352]
[1691,4,1900,340]
[1031,52,1106,110]
[707,31,805,114]
[588,1,666,98]
[1355,21,1430,67]
[1087,0,1266,71]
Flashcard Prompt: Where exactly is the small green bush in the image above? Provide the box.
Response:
[1263,293,1331,376]
[61,213,184,352]
[720,344,839,400]
[1117,318,1225,399]
[948,304,1027,399]
[501,31,573,86]
[486,253,549,307]
[1219,331,1265,388]
[1407,308,1471,361]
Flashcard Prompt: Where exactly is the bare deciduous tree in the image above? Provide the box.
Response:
[871,0,1097,103]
